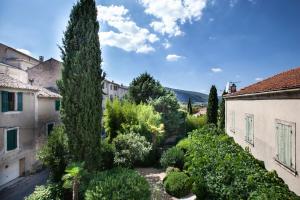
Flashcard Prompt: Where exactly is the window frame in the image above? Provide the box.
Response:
[245,113,254,146]
[274,119,296,174]
[2,91,23,113]
[46,122,55,136]
[4,127,20,153]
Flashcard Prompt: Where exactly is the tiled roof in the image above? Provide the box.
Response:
[0,73,38,90]
[0,73,61,98]
[37,87,61,98]
[227,67,300,97]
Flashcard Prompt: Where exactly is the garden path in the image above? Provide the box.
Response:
[136,168,196,200]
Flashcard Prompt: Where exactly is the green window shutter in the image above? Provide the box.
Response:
[7,129,17,151]
[55,100,60,111]
[17,92,23,111]
[1,91,9,112]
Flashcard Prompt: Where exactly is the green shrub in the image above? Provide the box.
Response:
[186,115,206,133]
[37,125,69,182]
[85,168,151,200]
[25,183,62,200]
[184,126,300,199]
[99,139,114,170]
[160,146,185,169]
[113,133,152,167]
[103,99,164,144]
[166,167,180,174]
[176,138,191,152]
[163,171,192,198]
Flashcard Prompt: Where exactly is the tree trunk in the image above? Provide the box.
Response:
[73,179,79,200]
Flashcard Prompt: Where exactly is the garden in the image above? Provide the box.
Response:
[25,0,300,199]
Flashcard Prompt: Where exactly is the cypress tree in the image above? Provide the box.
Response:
[207,85,218,125]
[187,97,193,115]
[219,90,227,130]
[58,0,104,171]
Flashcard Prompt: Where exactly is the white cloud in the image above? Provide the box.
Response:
[97,5,159,53]
[209,17,214,22]
[211,67,222,73]
[16,48,31,56]
[255,77,263,81]
[163,40,171,49]
[166,54,183,62]
[139,0,207,37]
[208,36,216,40]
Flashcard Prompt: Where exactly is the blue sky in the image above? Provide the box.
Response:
[1,0,300,94]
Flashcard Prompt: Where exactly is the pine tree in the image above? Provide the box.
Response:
[207,85,218,125]
[219,90,227,130]
[187,97,193,115]
[58,0,104,171]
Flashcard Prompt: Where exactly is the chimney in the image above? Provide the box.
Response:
[229,83,237,93]
[39,56,44,62]
[29,78,34,85]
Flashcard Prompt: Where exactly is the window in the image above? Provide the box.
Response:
[47,123,55,136]
[1,91,23,112]
[230,111,235,133]
[55,100,60,111]
[113,85,118,90]
[245,114,254,145]
[275,120,296,170]
[5,128,19,152]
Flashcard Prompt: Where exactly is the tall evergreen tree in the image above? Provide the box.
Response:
[187,97,193,115]
[219,90,227,130]
[207,85,218,125]
[58,0,104,171]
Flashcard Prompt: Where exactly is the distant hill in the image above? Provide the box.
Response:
[166,87,209,104]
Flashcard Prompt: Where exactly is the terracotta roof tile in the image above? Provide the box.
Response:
[0,73,61,98]
[227,67,300,97]
[0,73,38,90]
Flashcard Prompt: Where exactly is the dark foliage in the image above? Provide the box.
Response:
[58,0,105,171]
[207,85,218,125]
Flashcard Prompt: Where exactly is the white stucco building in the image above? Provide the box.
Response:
[224,67,300,195]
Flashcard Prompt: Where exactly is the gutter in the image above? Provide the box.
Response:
[224,88,300,99]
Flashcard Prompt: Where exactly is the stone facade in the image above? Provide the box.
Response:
[0,43,61,186]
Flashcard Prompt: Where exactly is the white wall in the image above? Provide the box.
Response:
[0,63,28,83]
[225,99,300,195]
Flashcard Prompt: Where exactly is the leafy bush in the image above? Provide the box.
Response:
[113,133,152,167]
[104,99,164,144]
[166,167,180,174]
[163,171,192,198]
[183,126,300,199]
[160,146,185,169]
[25,183,62,200]
[99,139,114,170]
[85,168,151,200]
[186,115,206,133]
[150,91,186,136]
[37,125,69,182]
[176,138,191,152]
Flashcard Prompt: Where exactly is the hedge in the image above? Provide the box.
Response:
[85,168,151,200]
[183,125,300,200]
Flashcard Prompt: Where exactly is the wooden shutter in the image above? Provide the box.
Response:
[17,92,23,111]
[7,129,17,151]
[1,91,9,112]
[55,100,60,111]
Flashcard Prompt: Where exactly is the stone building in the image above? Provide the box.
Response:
[224,67,300,195]
[0,43,61,186]
[0,43,128,186]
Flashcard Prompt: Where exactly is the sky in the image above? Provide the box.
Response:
[1,0,300,94]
